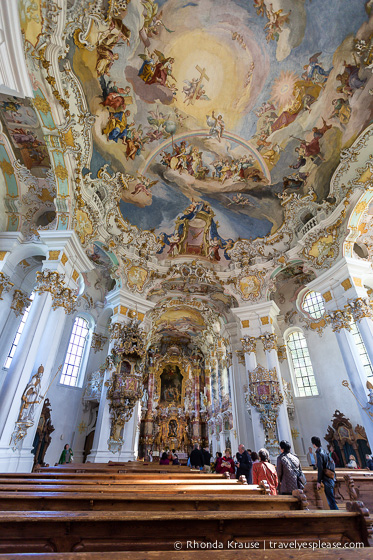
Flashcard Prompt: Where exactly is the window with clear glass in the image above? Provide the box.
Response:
[350,320,373,381]
[302,291,325,319]
[4,292,35,369]
[287,331,319,397]
[60,317,89,387]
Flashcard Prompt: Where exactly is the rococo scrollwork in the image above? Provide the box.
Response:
[248,365,283,448]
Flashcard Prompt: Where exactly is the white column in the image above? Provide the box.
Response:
[0,231,94,471]
[121,401,141,461]
[243,338,265,452]
[88,288,154,462]
[0,291,53,439]
[261,334,293,446]
[332,320,373,449]
[87,367,114,463]
[356,316,373,368]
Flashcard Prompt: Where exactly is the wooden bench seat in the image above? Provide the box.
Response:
[0,477,238,486]
[37,464,196,474]
[304,471,373,511]
[0,491,300,512]
[0,472,224,480]
[0,552,371,560]
[0,483,262,494]
[0,509,368,553]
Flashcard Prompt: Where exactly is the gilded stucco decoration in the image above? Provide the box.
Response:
[0,272,14,300]
[91,333,108,353]
[346,298,373,322]
[260,333,278,352]
[326,309,353,333]
[35,270,77,314]
[10,290,32,318]
[248,364,283,446]
[241,336,256,355]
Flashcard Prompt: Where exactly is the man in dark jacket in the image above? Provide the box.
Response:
[202,446,212,472]
[236,444,252,483]
[311,436,338,510]
[189,444,204,469]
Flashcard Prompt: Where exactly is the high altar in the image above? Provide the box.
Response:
[139,346,210,455]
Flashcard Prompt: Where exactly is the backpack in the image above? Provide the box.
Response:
[285,454,307,489]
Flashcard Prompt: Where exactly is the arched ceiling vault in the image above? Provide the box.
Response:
[0,0,372,313]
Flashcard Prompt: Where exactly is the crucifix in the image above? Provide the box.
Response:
[190,65,209,105]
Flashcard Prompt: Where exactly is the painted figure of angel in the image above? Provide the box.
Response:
[147,51,177,91]
[138,48,158,82]
[302,52,332,84]
[139,0,174,45]
[131,175,158,196]
[253,0,266,16]
[206,110,224,142]
[264,3,291,42]
[144,107,168,141]
[183,79,209,105]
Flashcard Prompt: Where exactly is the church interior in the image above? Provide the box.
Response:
[0,0,373,556]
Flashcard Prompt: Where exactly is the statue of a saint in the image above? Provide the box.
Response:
[19,365,44,423]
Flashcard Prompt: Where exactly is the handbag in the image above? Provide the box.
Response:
[323,454,335,479]
[323,468,335,479]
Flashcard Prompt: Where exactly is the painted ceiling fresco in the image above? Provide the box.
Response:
[67,0,373,264]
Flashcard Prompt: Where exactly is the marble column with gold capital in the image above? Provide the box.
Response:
[88,288,154,462]
[0,231,95,471]
[306,258,373,450]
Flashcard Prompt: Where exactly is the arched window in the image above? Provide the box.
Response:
[302,290,325,319]
[4,292,35,369]
[350,320,373,381]
[286,331,319,397]
[60,316,90,387]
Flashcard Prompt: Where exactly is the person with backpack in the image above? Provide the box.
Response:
[311,436,339,510]
[276,440,305,494]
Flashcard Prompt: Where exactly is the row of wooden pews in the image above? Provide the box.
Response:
[0,463,370,556]
[303,468,373,511]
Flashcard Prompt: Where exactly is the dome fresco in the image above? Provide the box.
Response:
[61,0,373,262]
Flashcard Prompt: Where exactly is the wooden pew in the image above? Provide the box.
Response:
[0,551,371,560]
[0,477,239,486]
[0,482,265,493]
[0,473,224,483]
[304,471,373,511]
[37,463,197,474]
[0,509,369,552]
[0,490,301,512]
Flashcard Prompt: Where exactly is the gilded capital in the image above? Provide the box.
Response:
[0,272,14,300]
[35,270,77,314]
[346,298,373,323]
[326,309,352,332]
[260,333,278,352]
[10,290,32,318]
[241,336,256,354]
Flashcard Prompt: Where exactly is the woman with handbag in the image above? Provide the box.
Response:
[252,448,278,495]
[276,440,304,495]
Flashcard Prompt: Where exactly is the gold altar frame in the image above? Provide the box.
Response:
[153,355,192,406]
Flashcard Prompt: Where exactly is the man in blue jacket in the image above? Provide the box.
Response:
[311,436,338,510]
